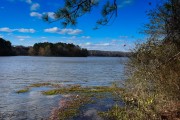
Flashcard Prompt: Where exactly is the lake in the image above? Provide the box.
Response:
[0,56,127,119]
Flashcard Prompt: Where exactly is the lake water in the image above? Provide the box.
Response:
[0,56,127,119]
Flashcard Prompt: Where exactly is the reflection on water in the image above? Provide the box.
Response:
[0,56,127,119]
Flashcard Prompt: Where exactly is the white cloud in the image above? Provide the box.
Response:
[30,12,42,18]
[42,40,48,42]
[80,42,117,51]
[26,0,32,4]
[98,43,111,46]
[44,27,83,35]
[18,28,35,33]
[16,36,31,39]
[79,37,135,51]
[0,27,13,32]
[59,28,82,35]
[44,27,58,33]
[82,36,91,39]
[118,0,133,8]
[31,3,40,11]
[82,42,111,47]
[0,27,36,33]
[16,36,31,41]
[85,42,92,46]
[30,12,55,19]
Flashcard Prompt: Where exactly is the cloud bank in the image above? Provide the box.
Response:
[44,27,83,35]
[0,27,36,33]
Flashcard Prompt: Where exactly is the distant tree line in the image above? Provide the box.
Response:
[0,38,14,56]
[0,38,88,57]
[28,42,88,57]
[12,46,30,56]
[88,50,132,57]
[0,38,131,57]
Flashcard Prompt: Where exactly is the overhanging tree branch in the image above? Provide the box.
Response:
[43,0,118,28]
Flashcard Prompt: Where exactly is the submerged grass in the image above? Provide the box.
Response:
[16,82,63,94]
[29,82,52,87]
[49,95,93,120]
[16,88,29,93]
[16,82,125,119]
[16,82,124,95]
[42,83,124,120]
[42,85,124,95]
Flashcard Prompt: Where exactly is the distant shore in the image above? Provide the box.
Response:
[1,38,132,57]
[88,50,132,57]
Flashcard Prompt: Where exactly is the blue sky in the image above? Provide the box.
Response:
[0,0,158,51]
